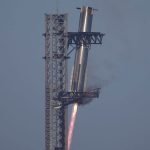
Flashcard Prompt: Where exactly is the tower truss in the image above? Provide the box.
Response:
[44,14,68,150]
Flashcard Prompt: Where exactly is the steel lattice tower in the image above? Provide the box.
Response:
[43,14,68,150]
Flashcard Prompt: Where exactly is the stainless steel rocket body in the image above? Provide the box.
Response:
[71,6,93,92]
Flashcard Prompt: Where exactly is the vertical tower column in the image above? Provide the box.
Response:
[44,14,68,150]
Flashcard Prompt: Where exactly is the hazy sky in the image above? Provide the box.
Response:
[0,0,150,150]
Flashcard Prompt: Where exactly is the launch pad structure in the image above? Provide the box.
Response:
[43,6,104,150]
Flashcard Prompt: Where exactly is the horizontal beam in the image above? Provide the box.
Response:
[67,32,105,45]
[53,88,100,106]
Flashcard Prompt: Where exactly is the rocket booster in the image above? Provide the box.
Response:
[71,6,93,92]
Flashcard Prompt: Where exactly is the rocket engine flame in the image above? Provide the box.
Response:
[68,103,78,150]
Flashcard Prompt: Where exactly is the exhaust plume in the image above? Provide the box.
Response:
[68,103,78,150]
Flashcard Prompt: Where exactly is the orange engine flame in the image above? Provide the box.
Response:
[68,103,78,150]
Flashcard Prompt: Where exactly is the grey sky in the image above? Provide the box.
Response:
[0,0,150,150]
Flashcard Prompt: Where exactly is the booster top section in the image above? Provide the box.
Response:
[78,6,93,32]
[81,6,93,14]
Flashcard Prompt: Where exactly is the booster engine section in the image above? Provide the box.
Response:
[71,7,93,92]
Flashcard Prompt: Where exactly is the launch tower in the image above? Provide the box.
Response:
[43,14,68,150]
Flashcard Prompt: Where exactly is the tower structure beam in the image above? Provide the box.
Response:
[44,14,68,150]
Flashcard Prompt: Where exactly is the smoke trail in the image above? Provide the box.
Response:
[68,103,78,150]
